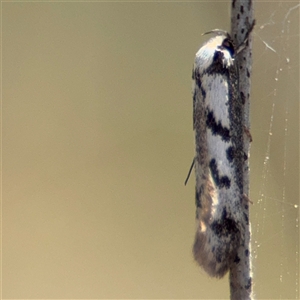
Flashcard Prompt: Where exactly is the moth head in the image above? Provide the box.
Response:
[195,30,235,72]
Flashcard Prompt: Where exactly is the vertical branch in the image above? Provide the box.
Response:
[230,1,254,300]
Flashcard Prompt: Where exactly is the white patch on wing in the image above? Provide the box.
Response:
[202,74,230,128]
[207,130,233,176]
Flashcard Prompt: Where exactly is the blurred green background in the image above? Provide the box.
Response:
[2,2,299,299]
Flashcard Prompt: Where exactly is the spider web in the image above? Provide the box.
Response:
[250,3,299,299]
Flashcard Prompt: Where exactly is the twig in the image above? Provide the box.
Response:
[230,1,255,299]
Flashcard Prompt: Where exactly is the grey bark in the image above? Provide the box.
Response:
[230,1,255,299]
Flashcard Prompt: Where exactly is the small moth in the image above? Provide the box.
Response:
[191,26,253,278]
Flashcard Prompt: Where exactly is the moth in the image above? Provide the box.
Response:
[191,25,254,278]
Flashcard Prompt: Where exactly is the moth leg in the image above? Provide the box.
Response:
[184,158,195,186]
[243,193,253,205]
[236,20,256,54]
[243,125,253,142]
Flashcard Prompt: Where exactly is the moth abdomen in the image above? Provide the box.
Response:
[193,214,241,278]
[193,171,242,278]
